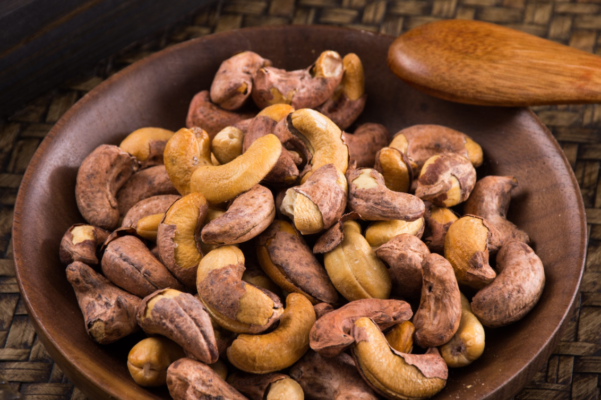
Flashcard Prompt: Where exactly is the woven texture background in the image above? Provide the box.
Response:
[1,0,600,398]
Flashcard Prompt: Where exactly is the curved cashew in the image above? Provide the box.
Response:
[413,254,462,348]
[351,317,448,400]
[59,224,109,265]
[423,205,458,254]
[210,51,271,110]
[121,194,180,229]
[347,167,425,221]
[324,220,391,301]
[257,220,338,305]
[187,90,254,138]
[386,321,415,354]
[376,233,430,299]
[75,145,138,230]
[127,337,185,387]
[212,126,245,165]
[280,164,347,234]
[343,123,389,168]
[196,246,284,334]
[374,147,413,193]
[390,124,483,173]
[472,240,545,327]
[116,165,178,215]
[66,261,140,344]
[310,298,412,357]
[228,372,304,400]
[252,51,343,110]
[444,215,503,289]
[190,134,282,204]
[137,289,219,364]
[440,293,485,367]
[164,127,212,195]
[167,358,247,400]
[157,193,208,289]
[365,217,425,248]
[119,127,174,168]
[290,351,379,400]
[317,53,367,130]
[464,176,530,244]
[227,293,316,374]
[415,153,477,207]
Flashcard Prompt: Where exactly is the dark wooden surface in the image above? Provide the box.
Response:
[0,0,600,399]
[10,24,587,400]
[0,0,213,118]
[388,19,601,106]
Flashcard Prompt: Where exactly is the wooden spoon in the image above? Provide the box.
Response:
[388,19,601,107]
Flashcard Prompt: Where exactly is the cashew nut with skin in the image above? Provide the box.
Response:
[127,337,185,387]
[228,372,304,400]
[190,134,282,204]
[164,127,212,196]
[464,175,530,245]
[210,51,271,110]
[66,261,140,344]
[423,205,458,254]
[365,217,425,248]
[121,194,180,229]
[227,293,316,374]
[59,224,109,265]
[374,146,413,193]
[186,90,254,138]
[343,124,390,168]
[75,144,138,230]
[116,165,178,216]
[136,289,219,364]
[196,246,284,334]
[351,317,448,400]
[471,240,545,327]
[440,293,485,367]
[444,215,503,289]
[119,127,174,168]
[324,220,392,301]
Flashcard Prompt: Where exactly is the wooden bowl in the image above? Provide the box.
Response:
[13,25,586,400]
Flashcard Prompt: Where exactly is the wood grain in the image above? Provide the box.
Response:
[388,19,601,107]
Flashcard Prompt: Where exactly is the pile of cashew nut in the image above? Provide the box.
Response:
[61,50,546,400]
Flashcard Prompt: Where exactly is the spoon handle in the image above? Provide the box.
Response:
[388,20,601,107]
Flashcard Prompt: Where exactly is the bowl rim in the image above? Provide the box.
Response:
[12,24,587,400]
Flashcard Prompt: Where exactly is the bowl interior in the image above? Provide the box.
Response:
[13,25,586,400]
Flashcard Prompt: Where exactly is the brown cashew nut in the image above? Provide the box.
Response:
[314,303,335,319]
[386,321,415,354]
[196,246,284,334]
[157,193,209,289]
[228,372,304,400]
[365,217,425,248]
[440,293,485,367]
[390,124,483,173]
[257,220,339,305]
[290,351,379,400]
[136,213,163,241]
[127,337,185,387]
[252,50,344,110]
[201,185,275,245]
[167,358,248,400]
[415,153,477,207]
[464,176,530,244]
[317,53,367,130]
[137,289,219,363]
[75,144,138,230]
[471,240,545,327]
[374,147,413,193]
[347,167,425,221]
[59,224,109,265]
[164,127,212,196]
[351,317,448,400]
[310,298,412,357]
[102,235,185,297]
[423,205,458,254]
[280,164,347,235]
[119,127,174,168]
[343,123,389,168]
[210,51,272,110]
[376,233,430,299]
[116,165,178,216]
[66,261,140,344]
[121,194,180,229]
[187,90,254,138]
[227,293,316,374]
[413,254,462,348]
[445,215,503,289]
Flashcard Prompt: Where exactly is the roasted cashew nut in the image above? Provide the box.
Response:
[423,205,458,254]
[116,165,178,215]
[228,372,304,400]
[212,126,245,165]
[343,124,389,168]
[59,224,109,265]
[386,321,415,354]
[374,146,413,193]
[164,127,212,195]
[186,90,254,138]
[119,127,174,168]
[365,217,425,248]
[127,337,185,387]
[121,194,180,229]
